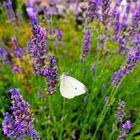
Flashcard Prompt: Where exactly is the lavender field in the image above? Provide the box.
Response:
[0,0,140,140]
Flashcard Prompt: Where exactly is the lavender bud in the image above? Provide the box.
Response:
[101,0,111,30]
[38,88,43,100]
[104,96,108,104]
[97,35,107,49]
[45,55,58,95]
[80,27,91,62]
[12,37,23,60]
[91,63,96,75]
[2,0,16,26]
[117,120,131,140]
[28,24,47,75]
[16,12,23,26]
[85,0,100,23]
[115,100,125,127]
[26,7,37,24]
[55,27,62,41]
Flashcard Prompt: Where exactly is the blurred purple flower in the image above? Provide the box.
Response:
[128,4,140,40]
[26,0,31,7]
[26,7,37,23]
[85,0,100,22]
[2,88,39,139]
[97,35,107,49]
[0,47,12,65]
[44,55,57,95]
[104,96,108,104]
[16,12,23,26]
[117,120,131,140]
[12,66,21,73]
[12,37,23,60]
[28,24,47,75]
[115,100,125,127]
[80,27,91,62]
[101,0,111,31]
[112,35,140,86]
[117,36,126,53]
[115,0,122,6]
[122,120,131,129]
[55,27,62,41]
[38,88,43,100]
[113,10,121,40]
[2,0,16,25]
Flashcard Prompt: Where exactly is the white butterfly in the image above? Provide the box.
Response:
[60,73,88,99]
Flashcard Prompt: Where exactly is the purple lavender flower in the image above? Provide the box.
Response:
[12,66,21,73]
[2,88,39,139]
[101,0,111,31]
[128,4,140,40]
[115,0,122,6]
[55,27,62,41]
[16,12,23,26]
[47,0,58,17]
[97,35,107,49]
[125,2,131,15]
[111,66,125,86]
[26,7,37,24]
[80,27,91,62]
[85,0,100,22]
[43,55,57,95]
[122,120,131,129]
[104,96,108,104]
[26,0,31,7]
[28,24,47,75]
[2,0,16,25]
[12,37,23,60]
[38,88,43,100]
[112,39,140,86]
[115,100,125,127]
[117,120,131,140]
[117,36,126,53]
[113,10,122,40]
[0,47,12,65]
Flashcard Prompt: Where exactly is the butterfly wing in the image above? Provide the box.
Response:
[66,75,87,96]
[60,75,76,99]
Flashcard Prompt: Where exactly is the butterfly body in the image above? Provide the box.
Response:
[60,74,87,99]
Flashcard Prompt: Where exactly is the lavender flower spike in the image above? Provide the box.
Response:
[115,100,125,127]
[80,26,91,62]
[101,0,111,31]
[2,88,39,139]
[117,120,131,140]
[12,37,23,60]
[2,0,16,26]
[26,7,37,23]
[28,24,47,75]
[111,38,140,86]
[85,0,100,23]
[55,27,62,41]
[43,55,57,94]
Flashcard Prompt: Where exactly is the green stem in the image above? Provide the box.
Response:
[92,77,125,139]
